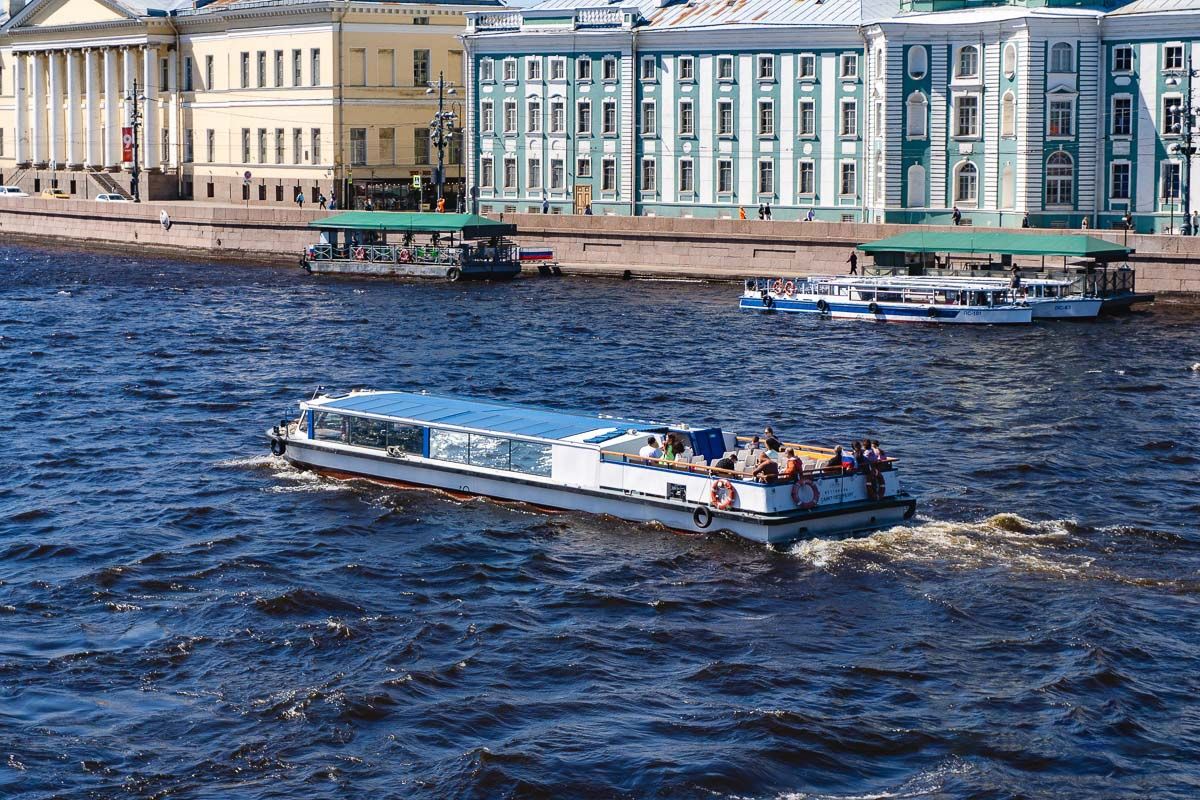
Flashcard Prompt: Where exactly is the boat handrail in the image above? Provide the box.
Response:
[734,435,837,457]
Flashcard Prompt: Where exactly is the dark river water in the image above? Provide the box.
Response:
[2,242,1200,799]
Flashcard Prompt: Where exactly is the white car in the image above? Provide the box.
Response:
[0,186,29,197]
[95,193,129,202]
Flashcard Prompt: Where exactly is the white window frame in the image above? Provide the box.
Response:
[550,158,565,191]
[953,93,980,139]
[1112,45,1133,74]
[907,45,927,80]
[503,157,517,190]
[602,100,617,136]
[679,158,694,194]
[758,99,775,137]
[480,58,494,82]
[1048,97,1074,138]
[640,158,656,193]
[840,99,857,138]
[577,156,591,178]
[1161,160,1182,201]
[717,158,733,195]
[640,55,655,82]
[527,156,542,190]
[840,53,858,79]
[602,56,617,82]
[717,100,734,137]
[757,54,774,81]
[550,100,565,134]
[798,53,816,80]
[839,160,857,197]
[1003,43,1017,78]
[1111,94,1133,137]
[1000,91,1016,139]
[577,56,592,82]
[953,160,979,206]
[481,100,494,134]
[1045,152,1074,207]
[526,57,542,81]
[678,56,694,82]
[577,100,592,135]
[1163,94,1184,136]
[601,157,616,192]
[503,100,517,134]
[679,99,694,136]
[799,99,816,137]
[1109,160,1131,201]
[956,45,979,79]
[1049,42,1074,73]
[640,100,657,136]
[1164,44,1184,72]
[502,57,517,83]
[906,92,928,139]
[717,55,734,82]
[550,57,566,81]
[757,159,774,195]
[798,160,815,196]
[480,156,494,189]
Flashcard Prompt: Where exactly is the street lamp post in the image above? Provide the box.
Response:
[1167,57,1199,234]
[425,71,457,209]
[125,78,146,203]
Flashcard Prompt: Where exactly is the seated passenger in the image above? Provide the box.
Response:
[824,446,845,469]
[714,454,737,471]
[779,449,803,480]
[748,435,764,451]
[872,440,886,461]
[638,437,663,460]
[662,433,680,461]
[765,435,783,455]
[751,452,779,482]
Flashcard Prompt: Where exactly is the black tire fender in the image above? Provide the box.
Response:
[693,506,713,529]
[270,438,286,456]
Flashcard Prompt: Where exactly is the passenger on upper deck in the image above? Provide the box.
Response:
[714,453,737,472]
[751,452,779,482]
[873,440,886,460]
[748,435,764,451]
[862,441,879,463]
[639,437,663,460]
[779,449,803,480]
[824,446,845,470]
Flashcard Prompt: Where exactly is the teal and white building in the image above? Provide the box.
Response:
[463,0,1200,232]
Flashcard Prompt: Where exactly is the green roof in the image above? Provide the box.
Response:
[309,212,516,238]
[857,231,1133,259]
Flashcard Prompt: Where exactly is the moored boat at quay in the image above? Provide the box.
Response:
[847,275,1103,320]
[266,390,916,545]
[741,275,1032,324]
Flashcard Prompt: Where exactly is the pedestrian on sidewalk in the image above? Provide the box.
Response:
[847,251,859,275]
[952,206,962,226]
[542,196,550,214]
[739,207,746,220]
[765,203,773,221]
[318,193,327,210]
[806,208,815,222]
[295,191,305,209]
[1021,212,1031,228]
[757,204,765,220]
[329,191,337,211]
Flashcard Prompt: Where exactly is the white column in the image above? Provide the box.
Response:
[66,50,80,166]
[14,53,27,165]
[104,48,119,167]
[167,54,177,168]
[121,46,134,168]
[142,46,159,169]
[84,49,98,167]
[48,51,61,167]
[31,52,45,164]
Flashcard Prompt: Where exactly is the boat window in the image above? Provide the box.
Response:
[429,430,470,463]
[510,441,552,476]
[349,416,387,449]
[313,412,347,442]
[387,423,423,454]
[469,435,511,469]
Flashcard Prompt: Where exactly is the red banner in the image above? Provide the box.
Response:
[121,127,133,163]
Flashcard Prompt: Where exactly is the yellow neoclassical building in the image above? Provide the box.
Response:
[0,0,499,206]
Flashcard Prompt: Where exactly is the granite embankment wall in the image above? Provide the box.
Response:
[1,200,1199,300]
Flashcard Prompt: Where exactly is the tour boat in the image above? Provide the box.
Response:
[741,276,1032,324]
[266,390,916,545]
[302,211,522,281]
[873,275,1102,319]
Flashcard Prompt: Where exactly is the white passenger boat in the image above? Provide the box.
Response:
[741,276,1032,324]
[266,390,916,545]
[875,275,1102,319]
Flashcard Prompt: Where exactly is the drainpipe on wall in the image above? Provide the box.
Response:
[336,0,349,203]
[629,26,638,217]
[166,12,183,199]
[858,25,869,223]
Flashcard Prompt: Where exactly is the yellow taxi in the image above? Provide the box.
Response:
[40,188,70,200]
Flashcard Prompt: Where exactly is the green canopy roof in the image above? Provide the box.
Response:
[857,231,1132,259]
[309,212,516,238]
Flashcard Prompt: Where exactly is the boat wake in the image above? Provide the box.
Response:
[788,513,1195,591]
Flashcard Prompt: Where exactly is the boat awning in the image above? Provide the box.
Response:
[309,212,517,238]
[315,391,657,442]
[857,231,1133,259]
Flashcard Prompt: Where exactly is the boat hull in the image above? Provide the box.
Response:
[739,295,1032,324]
[304,259,520,280]
[1028,298,1102,319]
[275,437,914,546]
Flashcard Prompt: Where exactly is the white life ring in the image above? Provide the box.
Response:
[159,210,171,231]
[353,246,366,261]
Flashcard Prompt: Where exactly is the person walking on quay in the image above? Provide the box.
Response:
[317,193,327,210]
[739,207,747,220]
[542,196,550,214]
[328,191,337,211]
[847,250,859,275]
[758,204,765,220]
[295,191,305,209]
[584,204,593,215]
[765,203,773,221]
[806,208,815,222]
[1021,212,1031,228]
[952,205,962,226]
[1123,209,1133,231]
[1081,216,1089,230]
[1192,210,1198,236]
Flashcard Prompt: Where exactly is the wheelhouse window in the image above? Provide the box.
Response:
[349,416,388,448]
[429,430,469,463]
[313,412,347,442]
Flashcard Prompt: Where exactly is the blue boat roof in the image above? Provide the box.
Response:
[316,391,655,442]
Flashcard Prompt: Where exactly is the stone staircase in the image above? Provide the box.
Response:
[4,167,29,190]
[87,169,132,199]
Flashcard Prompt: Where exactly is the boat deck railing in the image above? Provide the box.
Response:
[869,265,1136,297]
[307,242,520,266]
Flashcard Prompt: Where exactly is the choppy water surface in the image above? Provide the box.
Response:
[2,243,1200,799]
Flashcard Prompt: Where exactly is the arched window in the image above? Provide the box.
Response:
[1001,91,1016,138]
[908,45,927,79]
[1003,43,1017,78]
[1050,42,1074,73]
[1000,164,1015,209]
[907,163,926,207]
[906,92,928,138]
[1046,152,1074,206]
[957,45,979,78]
[954,161,979,204]
[876,48,885,78]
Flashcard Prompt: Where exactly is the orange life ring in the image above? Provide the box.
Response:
[791,478,820,510]
[771,279,784,294]
[353,246,366,261]
[398,248,412,263]
[710,479,736,510]
[783,280,796,296]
